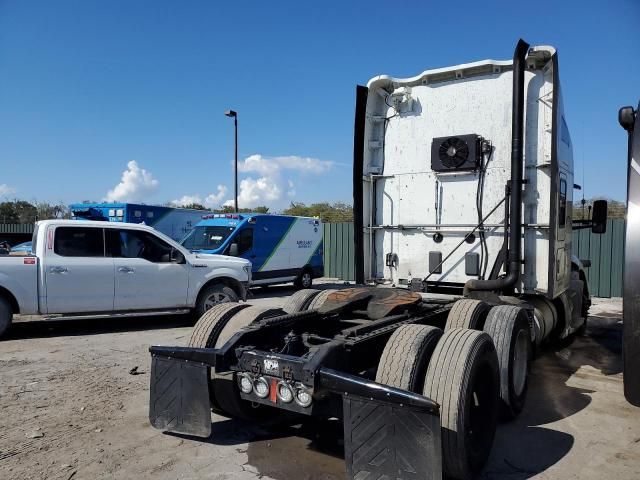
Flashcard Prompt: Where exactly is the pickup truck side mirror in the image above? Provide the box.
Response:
[228,243,239,257]
[592,200,608,234]
[171,249,186,264]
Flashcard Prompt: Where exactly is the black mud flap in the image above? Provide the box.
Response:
[343,395,442,479]
[149,355,212,438]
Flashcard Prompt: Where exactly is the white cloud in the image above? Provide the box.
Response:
[226,154,333,208]
[104,161,159,202]
[238,154,333,175]
[0,184,15,198]
[172,185,228,209]
[223,177,281,208]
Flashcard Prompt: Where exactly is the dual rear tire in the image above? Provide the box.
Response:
[188,303,283,420]
[376,300,532,479]
[376,324,500,480]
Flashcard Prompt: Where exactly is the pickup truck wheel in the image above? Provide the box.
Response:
[445,299,491,331]
[483,305,531,418]
[307,289,338,311]
[0,297,12,339]
[423,328,499,480]
[212,306,284,420]
[375,324,442,393]
[282,289,321,314]
[196,283,240,317]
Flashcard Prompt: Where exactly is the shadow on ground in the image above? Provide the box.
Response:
[6,313,195,340]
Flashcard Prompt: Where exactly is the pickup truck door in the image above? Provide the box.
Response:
[44,226,115,313]
[107,229,189,310]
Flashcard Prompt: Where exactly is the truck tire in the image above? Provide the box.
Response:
[294,267,314,289]
[375,324,443,393]
[195,282,240,317]
[423,328,500,480]
[212,306,284,420]
[0,297,12,339]
[445,299,490,331]
[282,289,321,314]
[483,305,531,418]
[307,289,338,311]
[188,303,249,415]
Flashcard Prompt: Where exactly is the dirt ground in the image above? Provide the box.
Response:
[0,288,638,480]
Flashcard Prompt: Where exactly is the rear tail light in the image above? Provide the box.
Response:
[238,373,253,394]
[253,377,270,398]
[294,387,313,407]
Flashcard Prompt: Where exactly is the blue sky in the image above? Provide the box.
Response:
[0,0,638,209]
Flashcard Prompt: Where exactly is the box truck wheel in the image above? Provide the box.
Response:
[294,268,313,289]
[445,299,491,331]
[376,324,443,393]
[196,282,240,316]
[282,289,321,314]
[189,303,249,415]
[483,305,531,418]
[0,297,12,339]
[423,328,499,480]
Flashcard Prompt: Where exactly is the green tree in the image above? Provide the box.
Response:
[282,202,353,222]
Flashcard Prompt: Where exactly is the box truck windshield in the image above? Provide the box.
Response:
[181,226,235,252]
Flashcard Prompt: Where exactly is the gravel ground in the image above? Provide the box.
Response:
[0,288,638,480]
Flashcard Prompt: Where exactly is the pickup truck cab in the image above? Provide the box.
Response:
[0,220,252,338]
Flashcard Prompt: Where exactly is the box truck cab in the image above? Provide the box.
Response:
[180,213,323,288]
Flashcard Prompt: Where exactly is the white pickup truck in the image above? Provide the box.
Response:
[0,219,252,338]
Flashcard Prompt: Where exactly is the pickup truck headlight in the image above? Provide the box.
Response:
[243,265,252,282]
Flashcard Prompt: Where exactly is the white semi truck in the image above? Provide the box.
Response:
[147,40,615,480]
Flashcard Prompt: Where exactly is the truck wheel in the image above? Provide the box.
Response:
[282,289,321,314]
[294,268,314,289]
[445,299,490,331]
[188,303,249,414]
[423,328,500,480]
[0,297,12,339]
[307,289,338,311]
[483,305,531,418]
[376,324,443,393]
[195,282,240,317]
[212,306,284,420]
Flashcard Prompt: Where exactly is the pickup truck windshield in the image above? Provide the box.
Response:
[181,226,235,251]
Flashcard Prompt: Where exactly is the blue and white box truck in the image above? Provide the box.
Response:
[180,213,324,288]
[69,202,208,242]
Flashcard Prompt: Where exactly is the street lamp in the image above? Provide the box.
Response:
[225,110,238,212]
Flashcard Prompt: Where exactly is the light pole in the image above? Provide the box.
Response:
[225,110,238,212]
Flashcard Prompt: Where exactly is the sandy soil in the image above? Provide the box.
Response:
[0,291,638,480]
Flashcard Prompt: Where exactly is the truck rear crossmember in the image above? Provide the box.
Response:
[150,289,448,479]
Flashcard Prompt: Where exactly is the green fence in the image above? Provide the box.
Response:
[572,218,625,298]
[0,223,34,234]
[323,220,625,298]
[323,222,355,281]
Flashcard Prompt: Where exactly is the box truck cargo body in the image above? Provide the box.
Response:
[69,202,208,242]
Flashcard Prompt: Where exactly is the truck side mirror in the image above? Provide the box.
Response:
[228,243,239,256]
[171,249,186,264]
[592,200,608,234]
